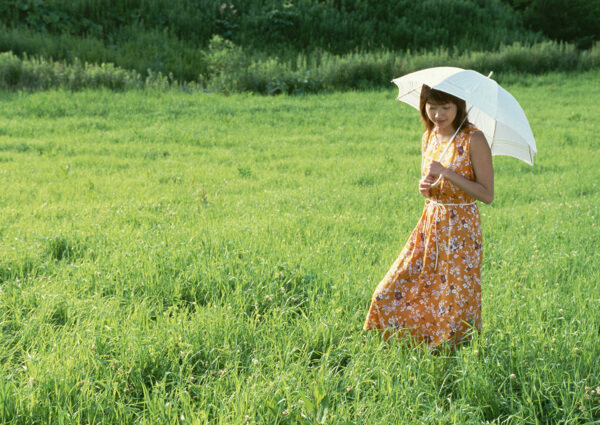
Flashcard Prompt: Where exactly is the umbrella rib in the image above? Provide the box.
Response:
[397,87,419,100]
[529,146,533,165]
[489,120,497,152]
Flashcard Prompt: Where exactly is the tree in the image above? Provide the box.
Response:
[505,0,600,48]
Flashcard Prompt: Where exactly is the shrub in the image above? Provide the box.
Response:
[1,41,599,94]
[0,51,144,91]
[505,0,600,49]
[202,35,249,94]
[0,0,544,54]
[0,49,22,87]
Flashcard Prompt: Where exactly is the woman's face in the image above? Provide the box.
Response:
[425,102,457,134]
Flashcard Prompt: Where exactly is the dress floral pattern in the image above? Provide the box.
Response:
[363,124,483,346]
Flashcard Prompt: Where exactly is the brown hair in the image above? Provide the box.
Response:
[419,84,469,133]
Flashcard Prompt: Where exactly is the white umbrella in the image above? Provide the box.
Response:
[392,66,537,165]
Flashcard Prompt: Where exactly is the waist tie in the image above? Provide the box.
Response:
[425,200,476,271]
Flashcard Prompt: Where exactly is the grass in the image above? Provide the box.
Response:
[0,70,599,424]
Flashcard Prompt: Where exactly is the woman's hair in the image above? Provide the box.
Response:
[419,84,469,132]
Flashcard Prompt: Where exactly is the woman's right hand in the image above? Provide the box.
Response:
[419,174,436,198]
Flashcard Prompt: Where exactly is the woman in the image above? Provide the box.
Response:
[363,85,494,347]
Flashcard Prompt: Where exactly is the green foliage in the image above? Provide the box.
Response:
[3,41,600,94]
[0,0,101,35]
[1,0,599,92]
[0,0,542,53]
[0,24,209,82]
[0,51,145,90]
[45,236,82,261]
[0,72,599,423]
[203,35,249,94]
[504,0,600,49]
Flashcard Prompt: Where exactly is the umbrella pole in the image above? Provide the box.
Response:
[436,106,472,163]
[430,106,472,188]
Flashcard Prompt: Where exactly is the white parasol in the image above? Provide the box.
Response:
[392,66,537,165]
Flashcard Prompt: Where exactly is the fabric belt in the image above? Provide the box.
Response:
[425,200,476,271]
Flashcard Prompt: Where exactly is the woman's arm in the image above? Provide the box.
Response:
[427,131,494,204]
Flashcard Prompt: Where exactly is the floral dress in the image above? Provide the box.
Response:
[363,123,483,346]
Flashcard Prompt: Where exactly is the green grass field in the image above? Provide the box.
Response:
[0,70,599,424]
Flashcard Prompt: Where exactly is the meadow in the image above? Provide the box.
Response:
[0,70,599,424]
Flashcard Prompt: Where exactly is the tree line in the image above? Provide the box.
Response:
[0,0,598,92]
[1,0,598,53]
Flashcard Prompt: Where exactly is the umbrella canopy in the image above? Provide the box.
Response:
[392,66,537,165]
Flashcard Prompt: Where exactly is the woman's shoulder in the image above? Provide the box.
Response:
[461,123,485,141]
[462,122,479,134]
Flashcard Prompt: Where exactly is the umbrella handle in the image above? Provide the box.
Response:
[427,122,461,190]
[428,105,473,189]
[430,175,443,188]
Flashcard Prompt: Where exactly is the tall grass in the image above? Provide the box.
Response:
[2,40,600,94]
[0,71,598,423]
[0,24,209,82]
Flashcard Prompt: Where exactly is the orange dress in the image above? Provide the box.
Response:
[363,124,483,346]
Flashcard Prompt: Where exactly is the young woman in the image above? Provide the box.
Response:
[363,85,494,347]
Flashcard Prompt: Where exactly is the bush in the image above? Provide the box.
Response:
[2,0,598,92]
[0,51,144,91]
[1,40,600,94]
[202,35,249,94]
[458,42,582,74]
[0,0,540,54]
[505,0,600,49]
[580,42,600,69]
[0,24,208,83]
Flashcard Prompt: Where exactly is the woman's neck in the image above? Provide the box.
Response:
[435,126,457,139]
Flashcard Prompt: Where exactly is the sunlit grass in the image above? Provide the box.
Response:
[0,70,598,424]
